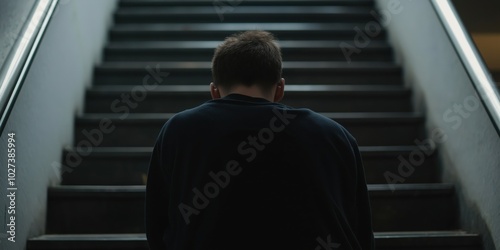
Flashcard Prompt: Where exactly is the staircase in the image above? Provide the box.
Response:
[28,0,482,249]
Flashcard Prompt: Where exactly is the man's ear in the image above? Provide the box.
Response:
[210,82,221,100]
[273,78,285,102]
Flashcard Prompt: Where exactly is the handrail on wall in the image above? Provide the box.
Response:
[0,0,59,134]
[431,0,500,136]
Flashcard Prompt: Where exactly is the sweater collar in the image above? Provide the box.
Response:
[222,93,272,103]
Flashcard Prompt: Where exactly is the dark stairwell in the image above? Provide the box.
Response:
[27,1,483,249]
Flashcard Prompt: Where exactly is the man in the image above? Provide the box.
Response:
[145,30,374,250]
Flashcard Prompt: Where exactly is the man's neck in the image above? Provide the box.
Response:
[221,85,274,102]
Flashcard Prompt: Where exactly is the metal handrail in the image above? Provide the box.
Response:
[0,0,59,134]
[431,0,500,136]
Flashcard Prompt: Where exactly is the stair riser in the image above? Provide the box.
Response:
[110,30,387,42]
[376,244,481,250]
[60,152,438,185]
[85,92,412,113]
[46,191,456,234]
[94,74,402,85]
[74,120,424,147]
[104,48,393,62]
[94,68,402,85]
[119,1,375,7]
[26,235,483,250]
[47,196,145,234]
[363,154,438,184]
[114,13,378,24]
[25,242,483,250]
[372,194,457,232]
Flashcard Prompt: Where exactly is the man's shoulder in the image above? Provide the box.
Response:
[161,101,354,140]
[165,101,214,123]
[294,109,347,131]
[293,108,357,144]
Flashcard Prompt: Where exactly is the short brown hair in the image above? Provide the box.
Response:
[211,30,282,91]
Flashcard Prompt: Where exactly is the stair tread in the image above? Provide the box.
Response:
[27,234,482,250]
[77,112,423,122]
[44,183,457,233]
[106,40,390,49]
[28,231,481,250]
[89,84,406,93]
[376,230,475,237]
[109,24,387,42]
[104,41,393,62]
[111,22,381,31]
[95,62,400,85]
[84,85,412,113]
[96,61,400,70]
[30,234,145,241]
[375,231,482,247]
[119,0,374,7]
[29,230,479,240]
[64,145,428,155]
[59,143,438,186]
[48,183,454,196]
[116,6,372,15]
[113,7,376,24]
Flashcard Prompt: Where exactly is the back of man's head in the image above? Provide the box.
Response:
[211,30,282,92]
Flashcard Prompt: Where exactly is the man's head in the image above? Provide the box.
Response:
[210,30,285,102]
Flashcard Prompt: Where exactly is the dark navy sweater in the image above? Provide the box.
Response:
[145,93,374,250]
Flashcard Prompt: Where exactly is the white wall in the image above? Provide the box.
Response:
[374,1,500,249]
[0,1,117,249]
[0,0,37,70]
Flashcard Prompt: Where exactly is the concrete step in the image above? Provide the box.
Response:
[94,62,402,85]
[110,23,387,42]
[59,146,438,186]
[104,41,393,62]
[45,184,457,234]
[119,0,375,8]
[74,112,425,147]
[85,85,412,113]
[114,6,377,24]
[27,231,482,250]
